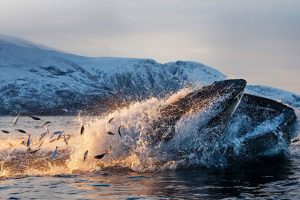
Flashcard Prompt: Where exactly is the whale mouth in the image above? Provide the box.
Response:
[148,79,247,144]
[205,80,246,132]
[143,79,297,168]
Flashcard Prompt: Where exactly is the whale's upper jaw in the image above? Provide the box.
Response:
[148,79,247,144]
[194,79,247,99]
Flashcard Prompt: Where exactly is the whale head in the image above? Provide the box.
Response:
[148,79,247,144]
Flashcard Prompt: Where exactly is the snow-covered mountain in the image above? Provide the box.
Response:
[0,35,299,115]
[246,85,300,108]
[0,36,225,115]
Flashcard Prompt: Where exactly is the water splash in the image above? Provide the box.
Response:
[0,88,196,176]
[0,88,297,177]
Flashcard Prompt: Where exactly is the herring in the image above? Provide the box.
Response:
[80,125,84,135]
[83,150,88,161]
[118,126,122,137]
[29,115,41,120]
[26,134,31,149]
[12,113,20,125]
[108,117,114,124]
[107,131,115,136]
[1,130,10,134]
[51,146,59,160]
[39,132,47,141]
[15,129,26,134]
[42,121,52,127]
[94,152,107,160]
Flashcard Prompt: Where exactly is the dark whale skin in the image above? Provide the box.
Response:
[224,94,297,162]
[148,79,247,144]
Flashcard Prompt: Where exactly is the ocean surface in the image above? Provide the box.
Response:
[0,114,299,200]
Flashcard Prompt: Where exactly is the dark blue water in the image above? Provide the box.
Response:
[0,151,300,199]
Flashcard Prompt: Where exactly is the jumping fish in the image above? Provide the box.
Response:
[57,132,63,140]
[63,135,70,145]
[1,130,9,134]
[28,148,41,154]
[80,125,84,135]
[108,117,114,124]
[94,153,107,160]
[12,113,20,125]
[29,115,41,120]
[49,138,56,143]
[51,131,64,139]
[27,134,31,149]
[51,146,59,160]
[83,150,88,161]
[53,131,64,135]
[16,129,26,134]
[42,121,52,127]
[118,126,122,137]
[107,131,115,136]
[39,132,47,141]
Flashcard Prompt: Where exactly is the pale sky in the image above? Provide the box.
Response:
[1,0,299,94]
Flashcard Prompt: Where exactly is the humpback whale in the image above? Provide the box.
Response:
[146,79,297,165]
[148,79,246,144]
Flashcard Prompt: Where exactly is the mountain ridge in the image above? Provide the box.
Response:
[0,36,299,115]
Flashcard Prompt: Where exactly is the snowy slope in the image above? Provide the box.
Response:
[246,85,300,108]
[0,36,225,115]
[1,36,299,115]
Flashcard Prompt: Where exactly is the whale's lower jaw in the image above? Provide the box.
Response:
[223,94,297,162]
[223,131,290,163]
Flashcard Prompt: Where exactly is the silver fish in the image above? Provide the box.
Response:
[12,113,20,125]
[28,148,40,154]
[51,131,64,139]
[63,135,70,145]
[39,132,47,141]
[1,130,9,134]
[118,126,122,137]
[108,117,114,124]
[42,121,52,127]
[53,131,64,135]
[51,146,59,160]
[94,153,107,160]
[15,129,26,134]
[27,134,31,149]
[29,115,41,120]
[83,150,88,161]
[49,138,56,143]
[80,125,84,135]
[57,132,63,140]
[107,131,115,136]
